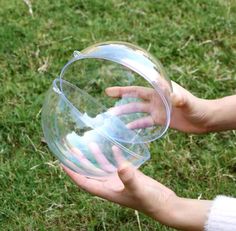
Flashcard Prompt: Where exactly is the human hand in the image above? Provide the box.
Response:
[63,141,176,225]
[62,157,211,231]
[105,81,213,134]
[62,158,177,225]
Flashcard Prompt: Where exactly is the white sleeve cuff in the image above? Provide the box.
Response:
[205,195,236,231]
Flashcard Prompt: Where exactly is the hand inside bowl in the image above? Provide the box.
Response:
[64,132,132,178]
[106,86,168,130]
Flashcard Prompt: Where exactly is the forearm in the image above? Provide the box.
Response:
[205,95,236,132]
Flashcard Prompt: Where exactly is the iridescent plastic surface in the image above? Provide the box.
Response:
[41,41,172,178]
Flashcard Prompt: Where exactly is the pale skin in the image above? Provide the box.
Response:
[63,81,236,231]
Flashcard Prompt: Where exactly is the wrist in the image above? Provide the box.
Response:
[167,197,212,231]
[198,98,218,133]
[204,96,236,132]
[189,97,216,133]
[203,99,219,132]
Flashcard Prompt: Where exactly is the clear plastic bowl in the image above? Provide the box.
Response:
[41,41,172,178]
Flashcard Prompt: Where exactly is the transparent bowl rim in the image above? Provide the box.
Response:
[58,42,171,142]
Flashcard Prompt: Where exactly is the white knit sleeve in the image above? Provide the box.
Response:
[205,196,236,231]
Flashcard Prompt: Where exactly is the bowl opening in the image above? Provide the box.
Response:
[58,57,171,143]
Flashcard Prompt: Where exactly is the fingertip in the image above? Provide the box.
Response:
[107,107,117,116]
[61,164,88,186]
[117,162,131,172]
[61,164,75,176]
[105,87,119,97]
[118,166,132,179]
[117,165,137,190]
[61,164,69,172]
[126,123,132,129]
[105,87,112,94]
[61,164,76,180]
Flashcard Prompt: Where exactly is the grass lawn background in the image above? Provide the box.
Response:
[0,0,235,230]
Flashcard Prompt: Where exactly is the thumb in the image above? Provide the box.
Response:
[118,166,139,191]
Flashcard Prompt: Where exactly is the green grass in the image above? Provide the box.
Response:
[0,0,236,230]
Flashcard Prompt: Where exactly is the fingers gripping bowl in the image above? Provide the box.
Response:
[41,41,172,178]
